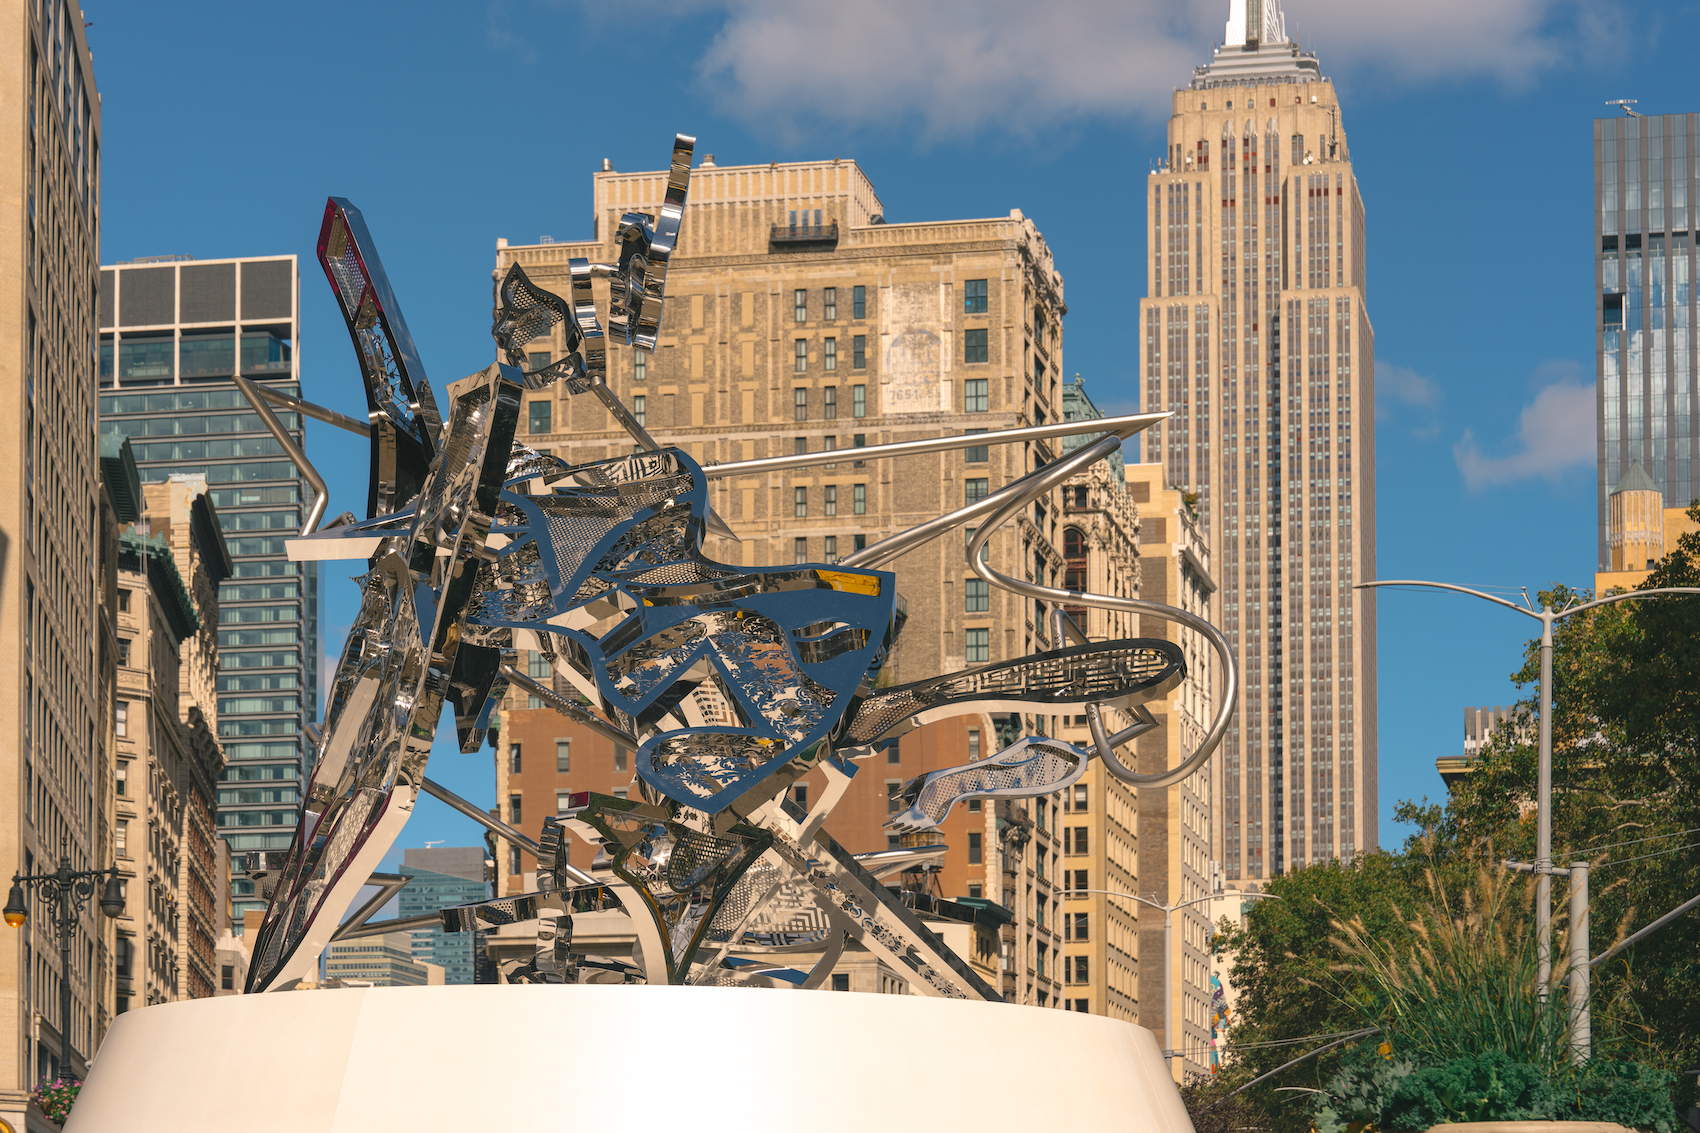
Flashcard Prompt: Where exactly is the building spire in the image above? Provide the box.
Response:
[1224,0,1288,49]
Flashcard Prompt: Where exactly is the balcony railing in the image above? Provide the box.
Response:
[769,221,839,248]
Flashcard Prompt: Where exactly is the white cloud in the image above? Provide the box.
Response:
[1376,359,1442,423]
[687,0,1608,138]
[1452,371,1595,490]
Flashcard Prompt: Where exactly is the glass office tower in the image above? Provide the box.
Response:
[399,848,490,985]
[1595,112,1699,567]
[97,254,317,927]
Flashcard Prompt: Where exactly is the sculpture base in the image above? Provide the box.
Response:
[69,984,1192,1132]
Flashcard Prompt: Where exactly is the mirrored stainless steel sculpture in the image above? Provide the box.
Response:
[244,133,1238,1001]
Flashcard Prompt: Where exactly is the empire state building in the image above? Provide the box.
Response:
[1139,0,1377,880]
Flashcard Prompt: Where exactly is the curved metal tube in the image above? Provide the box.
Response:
[842,423,1149,570]
[704,412,1166,480]
[964,432,1238,789]
[234,374,329,535]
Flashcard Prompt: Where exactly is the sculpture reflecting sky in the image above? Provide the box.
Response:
[244,133,1237,1000]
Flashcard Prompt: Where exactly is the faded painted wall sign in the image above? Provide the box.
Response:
[882,282,949,413]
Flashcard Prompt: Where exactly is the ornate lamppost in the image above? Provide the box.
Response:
[5,851,126,1070]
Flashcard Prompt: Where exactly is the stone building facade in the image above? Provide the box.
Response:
[1,0,105,1110]
[111,479,227,1013]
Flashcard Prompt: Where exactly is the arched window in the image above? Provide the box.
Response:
[1063,527,1086,558]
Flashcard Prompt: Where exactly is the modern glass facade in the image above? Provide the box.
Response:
[1595,112,1700,566]
[97,255,316,928]
[399,848,489,985]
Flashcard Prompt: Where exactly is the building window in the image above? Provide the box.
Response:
[528,650,550,679]
[556,740,571,773]
[118,639,131,667]
[824,287,837,320]
[794,537,808,564]
[221,964,235,991]
[615,746,630,773]
[115,701,128,737]
[852,335,866,370]
[823,435,838,468]
[116,762,128,796]
[793,784,809,808]
[528,351,553,371]
[964,377,989,411]
[853,534,867,552]
[794,487,808,518]
[852,384,866,417]
[633,352,647,381]
[1067,869,1088,892]
[824,535,838,562]
[824,385,837,417]
[509,846,522,875]
[968,883,983,899]
[969,798,982,813]
[964,329,988,365]
[1067,955,1089,985]
[1065,826,1089,855]
[1071,784,1087,812]
[967,832,983,864]
[794,386,808,419]
[965,628,989,663]
[1066,912,1088,941]
[965,279,988,313]
[529,401,552,434]
[509,795,522,825]
[965,428,988,463]
[555,790,575,814]
[965,527,989,562]
[794,289,807,322]
[853,434,866,467]
[965,578,989,612]
[886,781,903,814]
[116,820,128,856]
[832,973,851,991]
[117,589,130,612]
[853,484,866,515]
[968,727,981,761]
[852,285,866,320]
[509,744,522,774]
[823,337,837,372]
[965,478,989,505]
[825,485,838,516]
[115,937,131,977]
[632,395,646,426]
[794,436,809,455]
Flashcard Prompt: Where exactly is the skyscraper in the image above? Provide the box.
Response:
[97,255,315,928]
[2,0,104,1103]
[1594,111,1698,566]
[399,847,489,985]
[1139,0,1377,880]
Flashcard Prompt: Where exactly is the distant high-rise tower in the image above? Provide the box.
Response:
[97,255,315,927]
[1139,0,1377,880]
[1594,111,1698,567]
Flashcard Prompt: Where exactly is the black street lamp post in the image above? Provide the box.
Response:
[5,851,125,1072]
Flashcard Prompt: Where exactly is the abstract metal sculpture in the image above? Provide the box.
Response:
[242,133,1237,1001]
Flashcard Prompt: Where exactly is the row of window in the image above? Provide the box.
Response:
[505,739,633,776]
[792,337,867,372]
[792,286,866,322]
[789,534,869,565]
[790,483,867,517]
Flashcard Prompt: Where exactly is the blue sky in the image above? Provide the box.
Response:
[88,0,1700,865]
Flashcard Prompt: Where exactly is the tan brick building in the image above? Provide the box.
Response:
[491,153,1079,1006]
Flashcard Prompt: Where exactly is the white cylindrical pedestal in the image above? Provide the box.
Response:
[69,984,1194,1132]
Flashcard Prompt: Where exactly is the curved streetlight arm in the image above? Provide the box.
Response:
[1553,587,1700,620]
[1353,579,1537,619]
[1068,888,1281,914]
[1173,889,1282,914]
